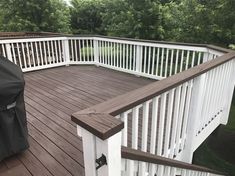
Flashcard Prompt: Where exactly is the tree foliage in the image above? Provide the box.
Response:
[70,0,105,34]
[69,0,234,46]
[0,0,234,47]
[102,0,163,40]
[161,0,235,46]
[0,0,71,33]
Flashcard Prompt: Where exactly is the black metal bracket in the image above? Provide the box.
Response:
[96,154,107,170]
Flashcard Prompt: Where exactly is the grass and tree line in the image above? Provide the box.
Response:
[0,0,234,174]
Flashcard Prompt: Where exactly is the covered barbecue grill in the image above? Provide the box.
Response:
[0,56,29,161]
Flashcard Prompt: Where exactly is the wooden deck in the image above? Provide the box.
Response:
[0,66,153,176]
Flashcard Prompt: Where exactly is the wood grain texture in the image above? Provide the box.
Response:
[71,113,124,140]
[0,65,152,176]
[0,164,32,176]
[72,52,235,120]
[121,146,225,175]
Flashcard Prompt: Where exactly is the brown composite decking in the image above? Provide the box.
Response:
[0,65,153,176]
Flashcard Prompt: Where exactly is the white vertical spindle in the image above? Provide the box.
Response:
[82,40,85,61]
[169,49,174,76]
[94,40,99,64]
[62,39,70,65]
[157,93,167,155]
[180,50,184,72]
[54,41,58,63]
[160,48,164,77]
[185,50,190,69]
[149,97,159,176]
[147,47,151,74]
[111,42,113,66]
[86,40,89,61]
[175,49,179,74]
[5,44,13,62]
[21,43,27,68]
[163,90,175,157]
[26,43,31,68]
[135,45,143,73]
[139,101,149,176]
[50,41,55,64]
[58,41,62,62]
[143,46,147,73]
[151,47,156,75]
[17,43,23,68]
[132,107,139,149]
[156,47,160,76]
[39,42,44,65]
[43,41,47,63]
[164,49,169,77]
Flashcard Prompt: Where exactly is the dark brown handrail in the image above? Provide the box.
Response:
[0,32,64,37]
[121,146,226,175]
[71,113,124,140]
[71,35,234,54]
[71,52,235,139]
[1,34,233,53]
[0,32,66,40]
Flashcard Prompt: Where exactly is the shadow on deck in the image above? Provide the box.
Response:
[0,65,153,176]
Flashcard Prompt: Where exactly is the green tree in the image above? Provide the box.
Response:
[161,0,211,43]
[102,0,163,40]
[161,0,235,46]
[70,0,105,34]
[211,0,235,46]
[0,0,71,33]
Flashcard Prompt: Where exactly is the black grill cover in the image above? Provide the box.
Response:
[0,56,29,161]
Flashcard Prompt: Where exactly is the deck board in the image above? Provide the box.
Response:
[0,65,153,176]
[0,164,32,176]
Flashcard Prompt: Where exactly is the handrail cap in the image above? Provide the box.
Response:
[71,112,124,140]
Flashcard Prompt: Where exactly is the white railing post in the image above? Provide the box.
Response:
[135,45,143,73]
[181,74,206,163]
[203,52,209,63]
[63,39,70,66]
[205,50,215,62]
[77,125,122,176]
[94,39,99,65]
[5,43,13,62]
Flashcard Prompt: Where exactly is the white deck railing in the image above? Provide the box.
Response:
[0,37,70,72]
[0,36,224,78]
[1,35,234,176]
[71,49,234,176]
[93,37,219,80]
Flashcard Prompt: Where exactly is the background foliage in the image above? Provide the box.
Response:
[101,0,163,40]
[69,0,235,47]
[70,0,105,34]
[0,0,71,33]
[0,0,234,47]
[161,0,235,46]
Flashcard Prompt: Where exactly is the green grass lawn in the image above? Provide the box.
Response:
[194,142,235,176]
[193,99,235,176]
[226,104,235,131]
